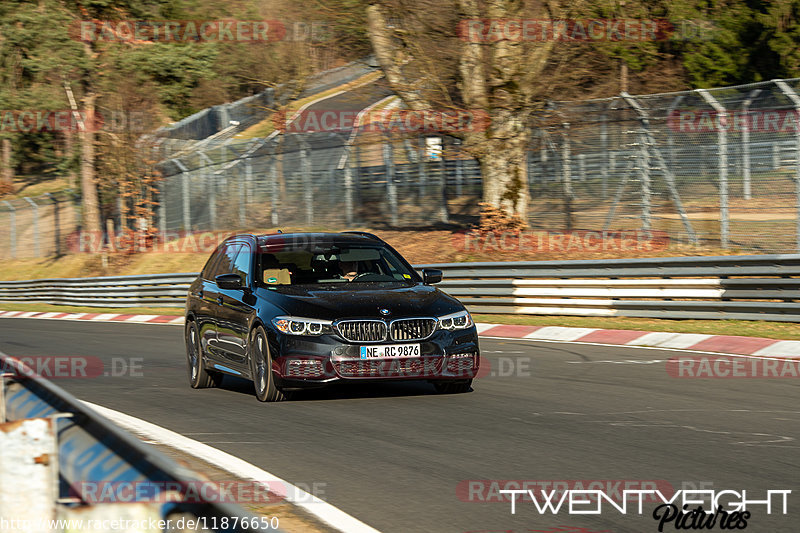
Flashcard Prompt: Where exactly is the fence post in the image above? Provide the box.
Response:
[774,80,800,252]
[239,164,246,227]
[562,122,574,231]
[47,193,60,256]
[171,159,190,231]
[439,143,449,223]
[383,141,399,226]
[418,136,427,196]
[300,138,313,226]
[740,90,761,200]
[344,158,354,225]
[23,197,39,257]
[666,95,685,175]
[2,201,15,258]
[698,89,729,249]
[773,144,780,170]
[198,151,215,230]
[600,114,608,197]
[639,127,652,231]
[270,150,279,226]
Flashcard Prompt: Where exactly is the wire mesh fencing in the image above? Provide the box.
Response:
[5,77,800,260]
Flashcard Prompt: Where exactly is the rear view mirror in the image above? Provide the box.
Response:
[422,268,443,284]
[216,273,244,290]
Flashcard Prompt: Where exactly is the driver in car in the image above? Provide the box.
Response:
[337,260,359,281]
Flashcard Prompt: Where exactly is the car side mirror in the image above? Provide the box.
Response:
[216,273,244,290]
[422,268,443,284]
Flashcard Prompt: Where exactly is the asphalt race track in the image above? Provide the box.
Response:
[1,318,798,532]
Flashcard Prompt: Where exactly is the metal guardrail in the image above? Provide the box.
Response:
[0,351,279,532]
[1,254,800,321]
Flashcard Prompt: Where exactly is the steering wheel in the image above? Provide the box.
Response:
[351,272,392,282]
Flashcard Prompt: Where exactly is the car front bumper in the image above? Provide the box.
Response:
[270,327,480,388]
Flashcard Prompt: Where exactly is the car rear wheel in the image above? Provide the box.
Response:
[186,321,222,389]
[433,379,472,394]
[249,326,287,402]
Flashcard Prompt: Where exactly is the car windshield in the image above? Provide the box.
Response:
[256,242,418,286]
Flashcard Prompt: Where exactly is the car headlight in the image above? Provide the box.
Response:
[437,310,473,331]
[272,316,333,336]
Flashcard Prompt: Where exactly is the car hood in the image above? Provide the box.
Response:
[258,282,465,321]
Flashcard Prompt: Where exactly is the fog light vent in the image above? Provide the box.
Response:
[286,359,324,378]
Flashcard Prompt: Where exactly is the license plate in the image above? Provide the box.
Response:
[360,344,420,359]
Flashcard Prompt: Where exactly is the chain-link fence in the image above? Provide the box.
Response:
[0,191,79,260]
[154,77,800,253]
[5,77,800,259]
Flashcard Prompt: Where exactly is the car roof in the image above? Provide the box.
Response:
[253,232,384,248]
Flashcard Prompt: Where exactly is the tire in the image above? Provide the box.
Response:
[249,325,287,402]
[185,320,222,389]
[433,379,472,394]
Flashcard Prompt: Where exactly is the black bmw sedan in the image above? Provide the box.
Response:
[184,231,480,401]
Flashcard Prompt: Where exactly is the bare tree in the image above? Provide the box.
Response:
[365,0,653,227]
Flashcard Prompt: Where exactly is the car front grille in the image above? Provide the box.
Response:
[335,320,387,342]
[390,318,437,341]
[334,357,442,378]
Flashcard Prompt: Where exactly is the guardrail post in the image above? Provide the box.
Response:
[774,80,800,252]
[24,197,40,257]
[3,200,16,259]
[0,418,57,531]
[740,89,761,201]
[383,141,399,226]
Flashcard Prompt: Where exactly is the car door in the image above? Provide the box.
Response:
[205,242,240,362]
[215,240,255,371]
[193,247,225,363]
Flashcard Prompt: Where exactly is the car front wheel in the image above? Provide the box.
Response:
[249,325,287,402]
[185,321,222,389]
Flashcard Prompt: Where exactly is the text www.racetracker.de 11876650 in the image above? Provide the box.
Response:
[0,516,280,531]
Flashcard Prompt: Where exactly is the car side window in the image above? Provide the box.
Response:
[231,243,252,286]
[201,247,224,280]
[209,243,241,280]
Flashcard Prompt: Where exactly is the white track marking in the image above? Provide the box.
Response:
[82,402,382,533]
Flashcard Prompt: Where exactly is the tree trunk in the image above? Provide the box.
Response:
[477,140,529,220]
[1,138,12,192]
[80,93,102,235]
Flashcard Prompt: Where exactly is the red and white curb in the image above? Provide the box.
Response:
[2,310,799,358]
[0,310,184,325]
[476,323,800,359]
